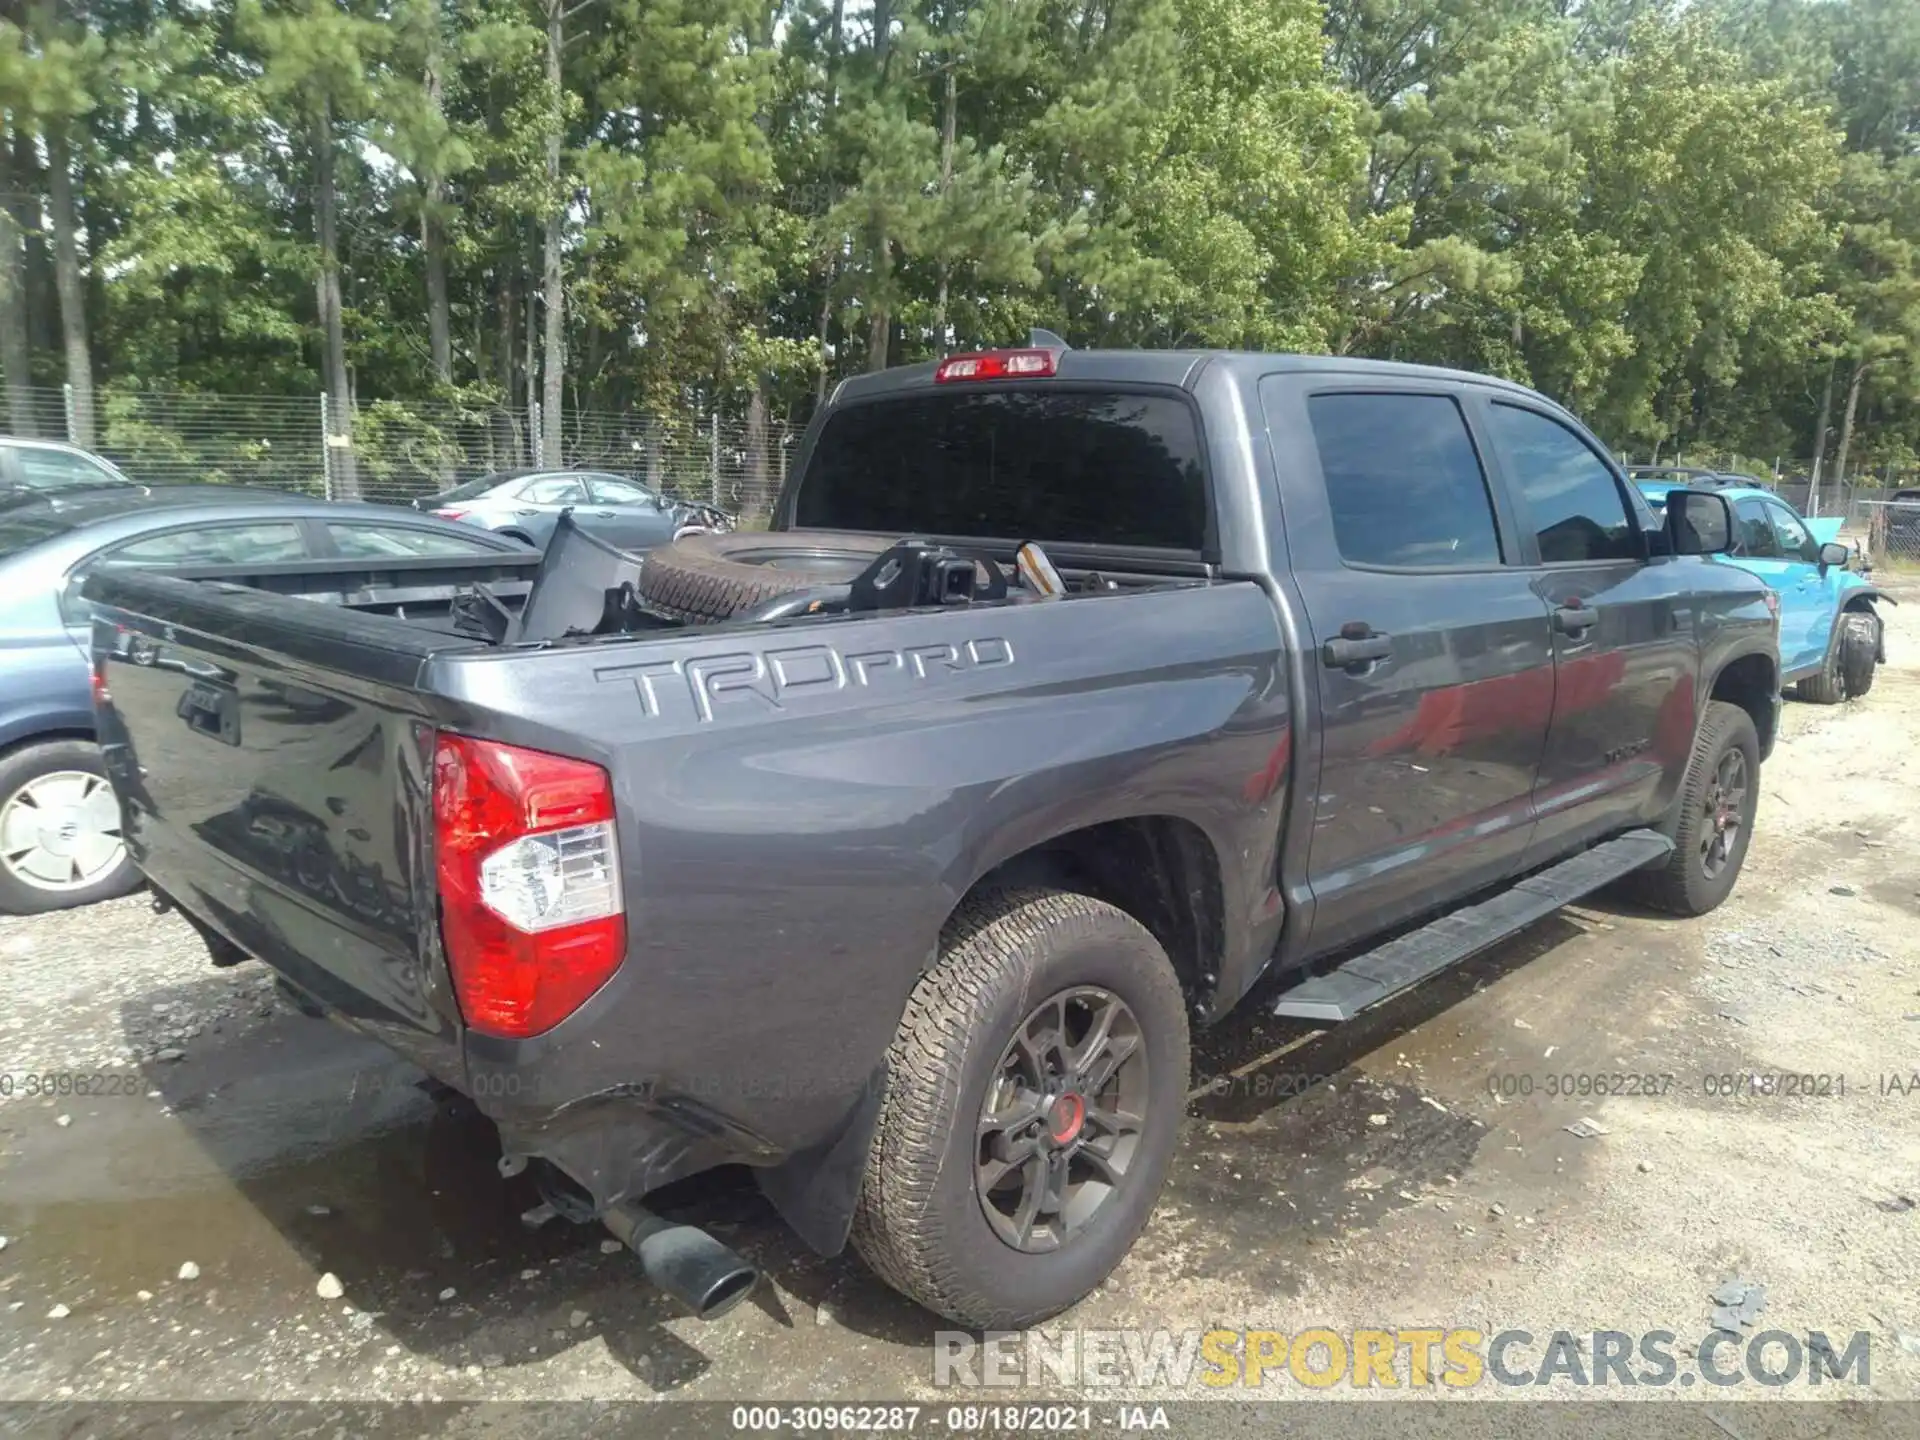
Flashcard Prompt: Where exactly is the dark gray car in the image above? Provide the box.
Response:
[92,347,1780,1329]
[0,490,534,913]
[414,469,730,550]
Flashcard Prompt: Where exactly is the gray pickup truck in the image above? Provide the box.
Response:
[88,347,1779,1330]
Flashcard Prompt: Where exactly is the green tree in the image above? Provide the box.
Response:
[0,4,42,430]
[242,0,386,493]
[375,0,473,385]
[1335,0,1841,458]
[12,0,104,441]
[4,0,1913,496]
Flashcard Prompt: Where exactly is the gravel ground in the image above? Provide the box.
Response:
[1,604,1918,1418]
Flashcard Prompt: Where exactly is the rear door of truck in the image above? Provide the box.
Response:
[1258,375,1559,956]
[1477,400,1697,857]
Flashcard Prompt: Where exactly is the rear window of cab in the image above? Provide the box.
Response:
[796,389,1208,552]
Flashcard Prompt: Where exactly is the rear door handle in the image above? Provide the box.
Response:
[1322,624,1393,669]
[1552,604,1597,635]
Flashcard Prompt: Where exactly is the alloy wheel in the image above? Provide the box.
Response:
[975,986,1149,1253]
[1699,748,1749,880]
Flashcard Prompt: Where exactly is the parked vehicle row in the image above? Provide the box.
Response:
[413,468,732,550]
[89,345,1785,1330]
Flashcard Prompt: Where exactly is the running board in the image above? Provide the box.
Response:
[1271,829,1674,1023]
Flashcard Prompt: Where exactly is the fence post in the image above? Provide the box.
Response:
[709,414,720,507]
[530,401,544,468]
[319,392,333,501]
[62,383,75,443]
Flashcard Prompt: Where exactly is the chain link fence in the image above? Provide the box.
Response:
[1770,466,1920,568]
[0,384,801,524]
[1853,499,1920,568]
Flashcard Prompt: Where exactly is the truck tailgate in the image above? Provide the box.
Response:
[88,571,468,1079]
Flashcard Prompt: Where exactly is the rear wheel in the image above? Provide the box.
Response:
[851,888,1189,1328]
[0,739,140,915]
[1631,700,1759,917]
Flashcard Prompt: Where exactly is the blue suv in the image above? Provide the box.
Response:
[1631,470,1893,703]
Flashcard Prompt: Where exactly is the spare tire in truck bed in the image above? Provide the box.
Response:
[638,530,896,621]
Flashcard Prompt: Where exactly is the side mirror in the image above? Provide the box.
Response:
[1664,489,1733,556]
[1818,541,1850,571]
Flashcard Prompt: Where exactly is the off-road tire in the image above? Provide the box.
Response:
[638,530,894,622]
[0,739,140,915]
[1630,700,1759,917]
[850,887,1190,1329]
[1796,611,1876,704]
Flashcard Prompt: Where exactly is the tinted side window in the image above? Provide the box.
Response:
[797,390,1207,551]
[326,523,503,558]
[1733,500,1778,558]
[1307,394,1501,568]
[1490,405,1638,563]
[65,522,311,625]
[106,523,309,566]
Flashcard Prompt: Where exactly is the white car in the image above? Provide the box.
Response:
[0,438,142,502]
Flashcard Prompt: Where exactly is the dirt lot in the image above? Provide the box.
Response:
[2,605,1918,1418]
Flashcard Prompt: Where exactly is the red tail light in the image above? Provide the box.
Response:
[90,654,110,708]
[432,734,625,1039]
[432,507,468,521]
[934,348,1058,383]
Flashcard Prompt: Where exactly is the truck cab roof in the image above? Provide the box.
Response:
[830,347,1554,407]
